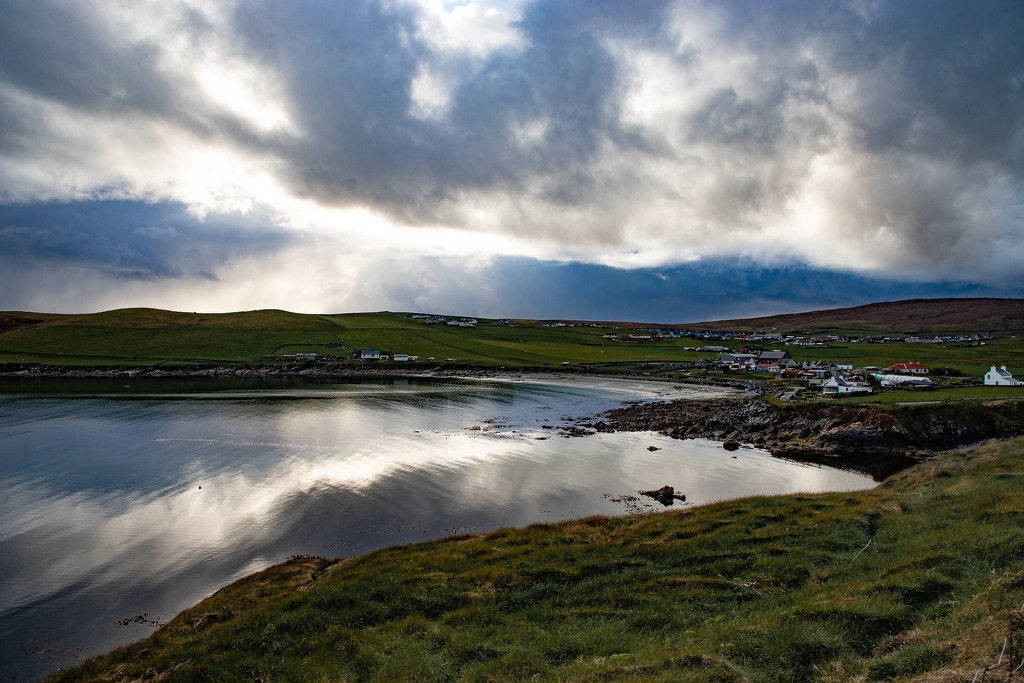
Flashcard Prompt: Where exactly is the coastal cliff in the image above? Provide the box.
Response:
[594,397,1024,479]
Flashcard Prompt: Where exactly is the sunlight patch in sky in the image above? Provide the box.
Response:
[0,0,1020,318]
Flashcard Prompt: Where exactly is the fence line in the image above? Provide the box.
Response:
[972,602,1024,682]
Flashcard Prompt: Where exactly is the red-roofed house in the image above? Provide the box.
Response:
[888,362,929,374]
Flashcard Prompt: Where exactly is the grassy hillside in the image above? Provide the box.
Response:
[2,303,1023,378]
[0,309,709,368]
[51,439,1024,682]
[684,297,1024,335]
[0,309,343,364]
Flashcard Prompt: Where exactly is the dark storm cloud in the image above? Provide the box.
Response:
[0,0,287,171]
[229,2,428,206]
[0,0,1021,316]
[0,2,167,113]
[356,253,1019,323]
[221,0,1024,263]
[672,0,1023,252]
[699,0,1024,163]
[0,200,291,279]
[837,1,1024,165]
[3,0,1020,233]
[478,257,1020,323]
[224,0,674,219]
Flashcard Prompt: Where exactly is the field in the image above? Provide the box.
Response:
[0,309,710,368]
[1,307,1023,392]
[0,309,342,365]
[819,385,1024,405]
[781,337,1024,379]
[50,438,1024,682]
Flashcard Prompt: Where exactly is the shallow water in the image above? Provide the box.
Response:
[0,375,874,680]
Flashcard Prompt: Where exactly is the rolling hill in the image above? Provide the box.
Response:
[681,297,1024,335]
[1,298,1022,370]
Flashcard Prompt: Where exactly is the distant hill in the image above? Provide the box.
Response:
[683,298,1024,335]
[2,299,1023,371]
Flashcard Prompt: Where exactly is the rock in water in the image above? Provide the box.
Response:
[639,485,686,506]
[723,440,740,451]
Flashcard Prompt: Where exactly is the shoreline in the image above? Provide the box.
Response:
[0,360,757,386]
[7,366,1021,680]
[593,395,1024,480]
[40,438,1024,682]
[0,362,763,399]
[7,362,1022,481]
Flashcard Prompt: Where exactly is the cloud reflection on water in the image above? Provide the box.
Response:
[0,378,871,679]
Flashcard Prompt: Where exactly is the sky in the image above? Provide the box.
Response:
[0,0,1022,323]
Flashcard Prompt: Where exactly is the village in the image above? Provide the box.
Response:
[710,347,1021,395]
[338,344,1021,399]
[245,312,1023,400]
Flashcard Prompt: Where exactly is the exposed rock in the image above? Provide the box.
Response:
[639,485,687,506]
[722,440,740,452]
[600,398,1024,480]
[558,425,596,438]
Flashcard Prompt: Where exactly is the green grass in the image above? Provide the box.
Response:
[0,309,346,365]
[2,309,1024,380]
[51,438,1024,682]
[0,309,708,368]
[784,338,1024,378]
[835,385,1024,404]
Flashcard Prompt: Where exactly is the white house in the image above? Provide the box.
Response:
[723,353,758,365]
[822,376,873,395]
[360,349,383,360]
[985,366,1021,386]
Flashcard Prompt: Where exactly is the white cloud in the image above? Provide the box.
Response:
[409,0,524,56]
[0,0,1021,316]
[405,1,525,119]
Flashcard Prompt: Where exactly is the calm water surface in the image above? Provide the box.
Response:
[0,375,874,680]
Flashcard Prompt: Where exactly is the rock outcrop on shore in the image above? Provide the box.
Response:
[593,397,1024,479]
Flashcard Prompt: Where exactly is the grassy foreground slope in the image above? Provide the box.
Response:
[52,440,1024,682]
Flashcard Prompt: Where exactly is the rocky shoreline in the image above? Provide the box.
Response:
[0,362,761,391]
[0,362,504,379]
[591,396,1024,480]
[6,362,1022,481]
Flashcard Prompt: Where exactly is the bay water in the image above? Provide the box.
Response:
[0,375,874,680]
